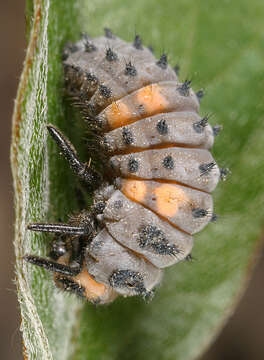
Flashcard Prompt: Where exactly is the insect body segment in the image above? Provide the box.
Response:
[98,81,200,130]
[25,30,222,304]
[102,112,215,153]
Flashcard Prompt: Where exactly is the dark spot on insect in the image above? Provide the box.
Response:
[199,162,216,176]
[185,253,194,261]
[192,208,208,218]
[156,119,168,135]
[163,155,174,169]
[138,104,145,114]
[138,224,180,255]
[124,62,137,76]
[69,43,80,53]
[174,64,180,75]
[81,32,90,40]
[213,125,222,136]
[133,35,143,50]
[99,85,112,98]
[114,200,123,209]
[109,270,146,295]
[143,289,155,302]
[177,80,191,96]
[93,201,106,214]
[220,167,230,181]
[105,48,118,62]
[193,116,208,133]
[128,157,139,173]
[122,127,134,145]
[84,39,97,52]
[148,45,154,53]
[196,89,204,102]
[156,54,168,69]
[85,72,98,84]
[65,64,82,76]
[62,43,79,60]
[104,28,114,38]
[210,213,218,222]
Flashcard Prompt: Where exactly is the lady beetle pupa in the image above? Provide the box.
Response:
[25,29,225,304]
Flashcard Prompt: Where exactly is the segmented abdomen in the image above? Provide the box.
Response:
[63,31,220,271]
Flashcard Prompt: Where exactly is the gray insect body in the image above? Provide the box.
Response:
[25,30,223,304]
[103,112,215,152]
[95,188,193,268]
[110,147,220,192]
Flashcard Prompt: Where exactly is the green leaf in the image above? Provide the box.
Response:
[11,1,264,359]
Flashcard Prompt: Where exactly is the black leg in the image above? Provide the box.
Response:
[27,223,90,235]
[56,277,86,298]
[24,255,81,276]
[47,125,102,186]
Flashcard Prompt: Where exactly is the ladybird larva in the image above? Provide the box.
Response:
[25,29,224,304]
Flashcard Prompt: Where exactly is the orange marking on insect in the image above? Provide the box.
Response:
[154,184,189,217]
[136,84,168,114]
[74,269,107,300]
[106,101,132,129]
[122,179,147,203]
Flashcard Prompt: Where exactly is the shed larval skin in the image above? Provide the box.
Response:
[25,29,223,304]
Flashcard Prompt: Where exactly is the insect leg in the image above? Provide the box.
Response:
[47,125,102,186]
[27,222,90,235]
[55,276,86,298]
[24,255,81,276]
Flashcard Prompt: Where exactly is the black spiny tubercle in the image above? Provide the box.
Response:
[156,54,168,69]
[213,125,222,136]
[193,116,209,133]
[163,155,174,169]
[128,157,139,173]
[173,64,180,75]
[196,89,204,102]
[133,34,143,50]
[138,225,180,256]
[99,85,112,98]
[122,127,134,145]
[104,27,114,38]
[105,48,118,62]
[125,61,137,76]
[177,80,192,96]
[199,162,216,176]
[156,119,168,135]
[192,208,208,218]
[84,39,97,52]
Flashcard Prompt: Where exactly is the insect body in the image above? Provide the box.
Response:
[25,29,223,304]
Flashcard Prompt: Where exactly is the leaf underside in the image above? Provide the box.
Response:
[11,1,264,360]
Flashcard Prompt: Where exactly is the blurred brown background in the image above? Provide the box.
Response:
[1,2,264,359]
